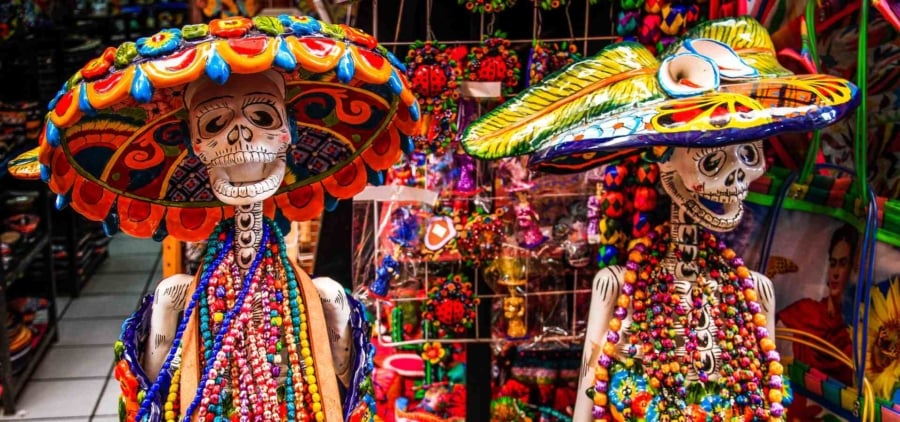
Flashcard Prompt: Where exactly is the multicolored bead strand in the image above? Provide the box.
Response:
[590,223,786,421]
[134,224,233,421]
[183,222,271,420]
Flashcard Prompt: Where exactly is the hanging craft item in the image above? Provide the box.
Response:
[422,274,479,337]
[464,33,521,97]
[527,42,581,86]
[532,0,598,11]
[459,16,859,422]
[405,40,462,154]
[12,15,421,422]
[459,0,516,13]
[455,208,505,265]
[486,257,528,338]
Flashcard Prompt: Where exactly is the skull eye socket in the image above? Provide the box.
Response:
[738,144,760,166]
[699,150,726,176]
[197,108,234,139]
[243,102,283,130]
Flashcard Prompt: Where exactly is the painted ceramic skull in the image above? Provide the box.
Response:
[658,141,765,231]
[184,71,291,206]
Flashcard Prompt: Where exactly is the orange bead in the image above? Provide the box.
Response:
[603,342,617,357]
[624,271,637,284]
[593,393,608,406]
[649,378,661,389]
[753,313,767,327]
[760,338,776,352]
[723,249,736,260]
[609,318,621,332]
[736,266,751,279]
[670,362,680,373]
[595,366,609,381]
[617,295,630,308]
[628,251,643,264]
[744,289,757,302]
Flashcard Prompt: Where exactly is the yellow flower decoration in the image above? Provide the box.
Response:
[421,342,446,364]
[867,277,900,399]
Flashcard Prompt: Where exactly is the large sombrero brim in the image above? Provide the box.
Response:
[460,17,859,174]
[9,16,421,241]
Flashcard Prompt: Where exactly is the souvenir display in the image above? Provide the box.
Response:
[10,15,422,421]
[5,1,900,420]
[460,16,859,422]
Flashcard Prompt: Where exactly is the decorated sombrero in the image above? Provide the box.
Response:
[460,17,860,173]
[9,16,420,241]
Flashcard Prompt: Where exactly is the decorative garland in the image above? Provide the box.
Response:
[422,274,479,338]
[459,0,517,13]
[464,33,521,97]
[406,41,461,115]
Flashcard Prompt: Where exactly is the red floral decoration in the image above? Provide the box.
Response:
[455,209,505,265]
[209,17,253,38]
[458,0,517,13]
[422,274,479,338]
[80,47,117,81]
[464,34,521,97]
[406,40,461,154]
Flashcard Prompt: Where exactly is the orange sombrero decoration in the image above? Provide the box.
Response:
[9,16,420,242]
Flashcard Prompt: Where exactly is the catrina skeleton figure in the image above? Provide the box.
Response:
[460,17,859,422]
[10,16,420,421]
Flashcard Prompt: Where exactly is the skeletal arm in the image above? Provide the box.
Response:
[574,266,625,421]
[145,274,194,380]
[751,271,777,350]
[312,277,354,388]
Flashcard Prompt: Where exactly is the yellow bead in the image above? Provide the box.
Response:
[769,361,783,375]
[213,313,224,323]
[312,393,321,403]
[165,402,173,411]
[300,323,308,331]
[308,375,317,385]
[306,366,315,376]
[305,357,314,367]
[300,332,308,340]
[769,389,783,403]
[313,403,322,412]
[316,412,325,422]
[301,348,311,357]
[165,411,175,420]
[309,384,319,394]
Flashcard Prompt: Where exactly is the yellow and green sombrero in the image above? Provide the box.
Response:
[461,17,859,173]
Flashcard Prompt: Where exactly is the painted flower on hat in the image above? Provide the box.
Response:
[136,29,182,57]
[279,15,321,36]
[80,47,116,80]
[209,17,252,38]
[181,23,210,40]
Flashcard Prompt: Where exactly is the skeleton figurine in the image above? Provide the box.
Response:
[574,142,777,420]
[145,72,357,419]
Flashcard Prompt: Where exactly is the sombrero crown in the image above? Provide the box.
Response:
[10,16,421,241]
[461,17,860,173]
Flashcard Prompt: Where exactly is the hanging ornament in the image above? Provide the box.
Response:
[406,40,461,115]
[406,40,462,154]
[465,33,521,97]
[532,0,564,10]
[459,0,517,13]
[526,42,580,86]
[422,274,479,337]
[456,209,505,265]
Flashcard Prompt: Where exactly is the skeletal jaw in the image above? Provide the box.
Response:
[661,170,745,231]
[208,156,286,205]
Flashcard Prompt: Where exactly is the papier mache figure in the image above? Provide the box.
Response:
[10,16,422,421]
[461,17,859,422]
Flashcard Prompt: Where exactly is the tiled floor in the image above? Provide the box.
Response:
[1,235,162,421]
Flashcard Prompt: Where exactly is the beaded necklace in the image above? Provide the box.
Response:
[134,224,234,421]
[591,223,785,421]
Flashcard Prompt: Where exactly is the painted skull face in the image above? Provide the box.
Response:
[185,71,291,206]
[658,142,765,231]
